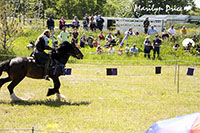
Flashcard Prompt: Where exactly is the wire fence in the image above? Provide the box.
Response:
[0,127,69,133]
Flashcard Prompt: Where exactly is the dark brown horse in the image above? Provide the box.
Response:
[0,41,83,101]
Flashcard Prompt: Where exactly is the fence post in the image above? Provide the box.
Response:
[174,59,178,86]
[177,65,180,93]
[194,63,196,90]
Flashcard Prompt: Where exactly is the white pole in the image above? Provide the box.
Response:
[177,65,180,93]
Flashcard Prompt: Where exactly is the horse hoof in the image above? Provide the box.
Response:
[56,93,66,101]
[10,93,24,102]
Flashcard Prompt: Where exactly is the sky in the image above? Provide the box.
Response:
[194,0,200,8]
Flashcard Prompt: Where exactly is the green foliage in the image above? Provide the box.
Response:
[45,8,57,18]
[0,1,23,50]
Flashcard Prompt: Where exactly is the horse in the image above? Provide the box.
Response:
[0,41,83,101]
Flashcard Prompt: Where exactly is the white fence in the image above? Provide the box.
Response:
[103,17,166,32]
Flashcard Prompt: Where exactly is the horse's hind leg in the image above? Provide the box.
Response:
[8,76,25,101]
[0,77,11,89]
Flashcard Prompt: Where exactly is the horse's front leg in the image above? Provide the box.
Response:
[47,77,66,100]
[47,77,60,96]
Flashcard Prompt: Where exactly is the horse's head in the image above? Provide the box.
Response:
[57,41,83,59]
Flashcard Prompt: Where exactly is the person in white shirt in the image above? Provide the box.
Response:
[168,25,176,35]
[108,45,115,55]
[58,26,69,42]
[148,26,158,35]
[125,43,130,55]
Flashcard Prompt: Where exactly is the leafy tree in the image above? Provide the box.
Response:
[45,8,57,18]
[0,1,22,50]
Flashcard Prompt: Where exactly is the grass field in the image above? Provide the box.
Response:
[0,63,200,132]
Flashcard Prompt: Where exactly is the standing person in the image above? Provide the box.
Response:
[94,12,99,28]
[85,13,89,25]
[47,16,55,47]
[143,17,150,34]
[71,28,79,45]
[144,36,152,59]
[153,35,162,60]
[59,26,69,42]
[59,16,65,30]
[72,16,80,29]
[80,33,86,48]
[47,16,55,31]
[33,30,53,80]
[96,15,104,31]
[90,15,96,31]
[83,17,88,30]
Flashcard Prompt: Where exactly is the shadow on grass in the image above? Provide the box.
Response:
[0,100,91,107]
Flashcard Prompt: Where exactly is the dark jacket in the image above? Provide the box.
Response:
[47,18,55,30]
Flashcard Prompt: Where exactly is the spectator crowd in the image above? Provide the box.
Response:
[46,14,200,60]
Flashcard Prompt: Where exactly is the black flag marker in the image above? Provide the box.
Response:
[187,68,194,76]
[155,66,161,74]
[107,68,117,75]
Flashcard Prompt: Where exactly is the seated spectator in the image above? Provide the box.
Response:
[82,17,88,30]
[108,45,115,55]
[58,26,69,42]
[162,28,169,40]
[119,27,134,48]
[168,25,176,35]
[173,43,180,50]
[71,28,79,45]
[125,43,130,55]
[170,35,176,43]
[96,46,105,54]
[59,16,65,30]
[115,30,121,37]
[117,49,123,55]
[98,32,105,40]
[196,43,200,57]
[130,44,139,56]
[192,35,199,42]
[180,26,187,34]
[116,37,123,46]
[80,33,86,48]
[135,31,139,36]
[72,16,79,29]
[105,32,116,47]
[125,27,134,36]
[148,26,158,35]
[93,38,99,47]
[87,36,94,48]
[144,36,152,59]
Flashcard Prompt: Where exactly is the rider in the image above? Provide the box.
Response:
[33,30,53,81]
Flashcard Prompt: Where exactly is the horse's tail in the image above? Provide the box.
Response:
[0,60,10,76]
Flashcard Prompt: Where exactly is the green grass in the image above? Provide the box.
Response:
[0,23,200,132]
[0,64,200,132]
[11,24,200,65]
